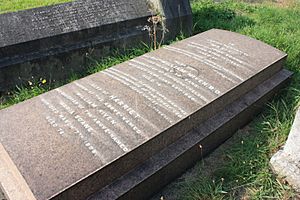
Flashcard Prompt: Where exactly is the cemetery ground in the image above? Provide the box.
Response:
[0,0,71,14]
[0,0,299,199]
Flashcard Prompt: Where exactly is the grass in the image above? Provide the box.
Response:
[0,0,72,14]
[0,0,300,199]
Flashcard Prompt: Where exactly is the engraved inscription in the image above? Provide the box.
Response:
[164,46,243,83]
[40,97,104,160]
[41,80,158,158]
[0,0,150,47]
[187,41,254,72]
[35,30,273,166]
[39,37,252,161]
[143,55,222,96]
[29,1,139,33]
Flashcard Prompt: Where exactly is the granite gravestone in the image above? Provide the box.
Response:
[0,29,291,200]
[0,0,192,93]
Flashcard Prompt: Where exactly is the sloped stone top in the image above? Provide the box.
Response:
[0,29,287,199]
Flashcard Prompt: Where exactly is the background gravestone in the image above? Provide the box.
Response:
[0,0,192,93]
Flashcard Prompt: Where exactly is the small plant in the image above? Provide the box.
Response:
[143,15,165,50]
[148,15,163,50]
[144,0,169,50]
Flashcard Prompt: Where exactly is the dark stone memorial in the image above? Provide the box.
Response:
[0,29,292,200]
[0,0,192,93]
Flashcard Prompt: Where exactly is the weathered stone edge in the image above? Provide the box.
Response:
[270,108,300,192]
[0,144,36,200]
[270,151,300,192]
